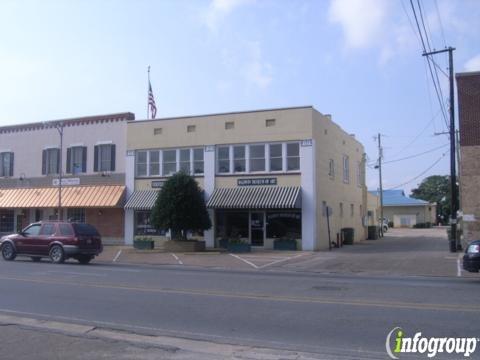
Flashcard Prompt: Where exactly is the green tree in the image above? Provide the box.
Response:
[410,175,459,224]
[150,172,212,240]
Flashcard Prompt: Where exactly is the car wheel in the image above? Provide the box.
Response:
[49,245,65,264]
[77,255,93,265]
[1,243,16,261]
[31,256,41,262]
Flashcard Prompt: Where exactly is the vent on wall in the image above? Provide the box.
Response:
[265,119,276,127]
[153,128,162,135]
[187,125,196,133]
[225,121,234,130]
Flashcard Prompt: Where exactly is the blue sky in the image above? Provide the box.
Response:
[1,0,479,193]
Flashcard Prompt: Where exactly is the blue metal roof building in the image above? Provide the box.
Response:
[368,190,429,206]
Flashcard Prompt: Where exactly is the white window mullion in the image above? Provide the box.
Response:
[190,148,194,175]
[176,149,180,172]
[229,146,233,174]
[159,150,163,177]
[282,143,287,172]
[245,145,250,173]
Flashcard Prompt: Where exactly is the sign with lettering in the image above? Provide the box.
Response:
[301,139,313,147]
[151,180,165,189]
[237,178,277,186]
[52,178,80,186]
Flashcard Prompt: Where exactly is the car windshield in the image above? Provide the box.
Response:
[72,223,100,236]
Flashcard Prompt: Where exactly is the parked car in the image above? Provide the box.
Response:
[463,240,480,273]
[0,221,103,264]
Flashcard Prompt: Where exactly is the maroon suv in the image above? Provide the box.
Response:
[0,221,103,264]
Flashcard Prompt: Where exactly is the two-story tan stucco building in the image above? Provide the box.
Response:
[124,106,367,250]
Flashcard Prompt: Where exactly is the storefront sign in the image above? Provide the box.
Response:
[52,178,80,186]
[237,178,277,186]
[151,180,165,188]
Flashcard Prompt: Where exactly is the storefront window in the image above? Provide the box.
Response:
[135,211,165,236]
[163,150,177,176]
[249,144,265,172]
[67,208,85,223]
[233,146,246,172]
[269,144,282,171]
[286,143,300,171]
[0,210,14,233]
[217,146,230,173]
[179,149,190,173]
[149,150,160,176]
[266,212,301,239]
[136,151,147,176]
[215,211,248,239]
[193,148,204,174]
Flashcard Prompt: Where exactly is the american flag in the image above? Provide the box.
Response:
[148,81,157,119]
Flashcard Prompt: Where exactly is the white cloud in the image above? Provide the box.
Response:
[244,41,273,89]
[464,54,480,72]
[328,0,389,49]
[203,0,253,31]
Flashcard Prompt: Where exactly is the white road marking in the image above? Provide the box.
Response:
[171,253,183,265]
[113,250,122,263]
[48,271,106,277]
[258,253,306,269]
[229,254,258,269]
[457,256,462,277]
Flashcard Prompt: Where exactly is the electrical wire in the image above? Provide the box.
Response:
[434,0,447,48]
[383,143,449,164]
[385,152,447,190]
[409,0,449,128]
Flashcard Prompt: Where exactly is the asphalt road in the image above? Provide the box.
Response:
[0,257,479,359]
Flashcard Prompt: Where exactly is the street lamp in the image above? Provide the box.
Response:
[44,121,64,220]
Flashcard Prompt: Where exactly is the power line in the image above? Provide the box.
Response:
[383,143,449,164]
[409,0,449,127]
[386,151,447,190]
[434,0,447,47]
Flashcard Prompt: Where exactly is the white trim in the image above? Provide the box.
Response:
[68,143,85,148]
[95,140,113,145]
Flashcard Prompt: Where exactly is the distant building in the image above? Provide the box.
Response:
[125,106,367,250]
[456,71,480,242]
[369,190,436,228]
[0,113,133,243]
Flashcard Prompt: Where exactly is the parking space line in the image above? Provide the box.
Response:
[457,255,462,277]
[258,253,306,269]
[229,254,259,269]
[113,250,122,263]
[171,253,183,265]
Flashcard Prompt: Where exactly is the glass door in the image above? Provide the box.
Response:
[250,212,265,246]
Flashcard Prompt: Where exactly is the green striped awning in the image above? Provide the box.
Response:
[206,186,301,209]
[124,190,159,210]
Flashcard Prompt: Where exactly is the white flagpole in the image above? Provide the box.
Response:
[147,66,150,120]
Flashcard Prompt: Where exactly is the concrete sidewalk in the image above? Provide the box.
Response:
[94,228,475,278]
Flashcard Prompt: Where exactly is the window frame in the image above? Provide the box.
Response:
[343,155,350,184]
[286,142,300,172]
[0,152,13,177]
[249,144,266,173]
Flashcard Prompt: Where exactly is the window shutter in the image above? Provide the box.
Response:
[66,148,71,174]
[110,144,116,171]
[94,145,99,172]
[9,153,14,177]
[42,150,47,175]
[82,147,87,173]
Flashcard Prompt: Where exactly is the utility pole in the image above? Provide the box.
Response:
[375,133,384,237]
[423,47,457,252]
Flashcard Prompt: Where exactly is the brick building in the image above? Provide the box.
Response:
[456,71,480,242]
[0,113,133,243]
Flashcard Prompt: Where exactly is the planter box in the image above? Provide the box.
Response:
[164,240,206,252]
[227,243,251,253]
[273,239,297,250]
[134,240,154,250]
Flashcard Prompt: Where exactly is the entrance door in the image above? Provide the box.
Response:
[250,212,265,246]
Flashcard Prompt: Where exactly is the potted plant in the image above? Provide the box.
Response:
[274,237,297,250]
[227,238,251,253]
[133,236,154,250]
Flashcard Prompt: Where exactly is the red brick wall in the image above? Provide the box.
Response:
[456,72,480,146]
[86,208,124,238]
